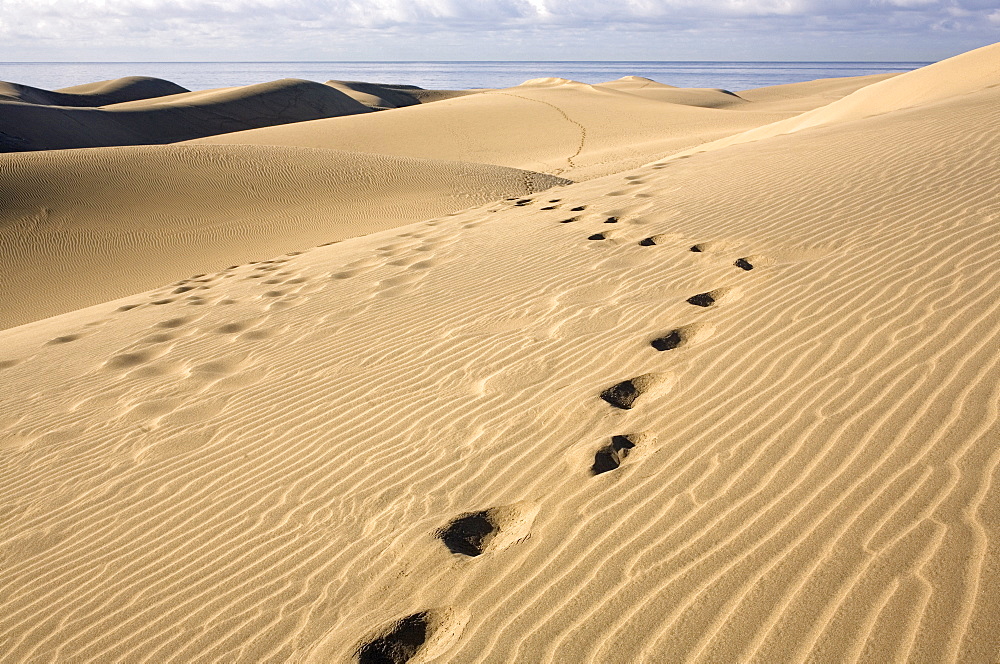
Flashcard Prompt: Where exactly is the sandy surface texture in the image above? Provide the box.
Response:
[191,73,894,180]
[1,44,999,663]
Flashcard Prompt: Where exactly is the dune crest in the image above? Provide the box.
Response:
[193,72,888,180]
[0,76,188,107]
[0,78,373,152]
[666,41,1000,160]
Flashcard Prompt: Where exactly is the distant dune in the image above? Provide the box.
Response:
[325,80,481,110]
[0,78,373,152]
[1,44,999,664]
[192,73,893,180]
[0,76,189,107]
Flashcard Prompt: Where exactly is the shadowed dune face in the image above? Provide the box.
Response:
[325,80,485,109]
[0,76,189,107]
[0,78,373,152]
[2,43,1000,664]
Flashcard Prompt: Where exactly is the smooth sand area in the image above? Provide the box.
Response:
[0,144,566,329]
[1,43,999,663]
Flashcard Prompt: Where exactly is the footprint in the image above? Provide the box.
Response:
[156,316,196,329]
[686,288,738,308]
[650,330,683,351]
[514,198,533,207]
[104,346,171,371]
[687,292,716,307]
[560,217,579,224]
[689,240,735,254]
[436,502,537,557]
[117,303,142,312]
[540,205,558,210]
[650,323,713,352]
[592,432,654,475]
[588,232,611,241]
[734,258,754,271]
[570,206,587,211]
[355,609,465,664]
[604,216,619,224]
[600,373,672,410]
[638,234,676,246]
[0,359,21,371]
[46,333,83,345]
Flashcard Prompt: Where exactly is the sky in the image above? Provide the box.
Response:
[0,0,997,61]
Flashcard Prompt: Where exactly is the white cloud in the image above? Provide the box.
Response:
[0,0,996,59]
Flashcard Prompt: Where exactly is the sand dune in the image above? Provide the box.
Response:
[0,78,373,152]
[0,76,188,106]
[0,144,567,329]
[2,44,1000,663]
[192,73,892,180]
[668,41,1000,160]
[325,80,481,110]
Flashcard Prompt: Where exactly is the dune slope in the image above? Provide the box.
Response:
[192,74,889,180]
[0,144,568,329]
[0,76,189,107]
[0,79,373,152]
[1,49,999,663]
[668,41,1000,160]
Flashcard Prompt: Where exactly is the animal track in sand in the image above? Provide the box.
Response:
[588,232,611,241]
[437,503,537,557]
[600,373,672,410]
[734,257,754,271]
[356,609,465,664]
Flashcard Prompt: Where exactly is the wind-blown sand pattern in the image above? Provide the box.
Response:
[1,43,999,663]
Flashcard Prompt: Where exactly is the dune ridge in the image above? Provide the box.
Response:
[1,44,999,663]
[666,41,1000,160]
[0,76,189,107]
[192,72,892,180]
[0,78,373,152]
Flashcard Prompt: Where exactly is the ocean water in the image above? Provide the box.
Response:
[0,61,928,93]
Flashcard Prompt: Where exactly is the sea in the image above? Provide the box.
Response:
[0,61,928,93]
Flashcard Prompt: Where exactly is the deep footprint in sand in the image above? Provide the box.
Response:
[600,373,671,410]
[356,609,465,664]
[437,503,537,557]
[592,432,655,475]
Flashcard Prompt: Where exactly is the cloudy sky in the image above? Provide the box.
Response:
[1,0,997,61]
